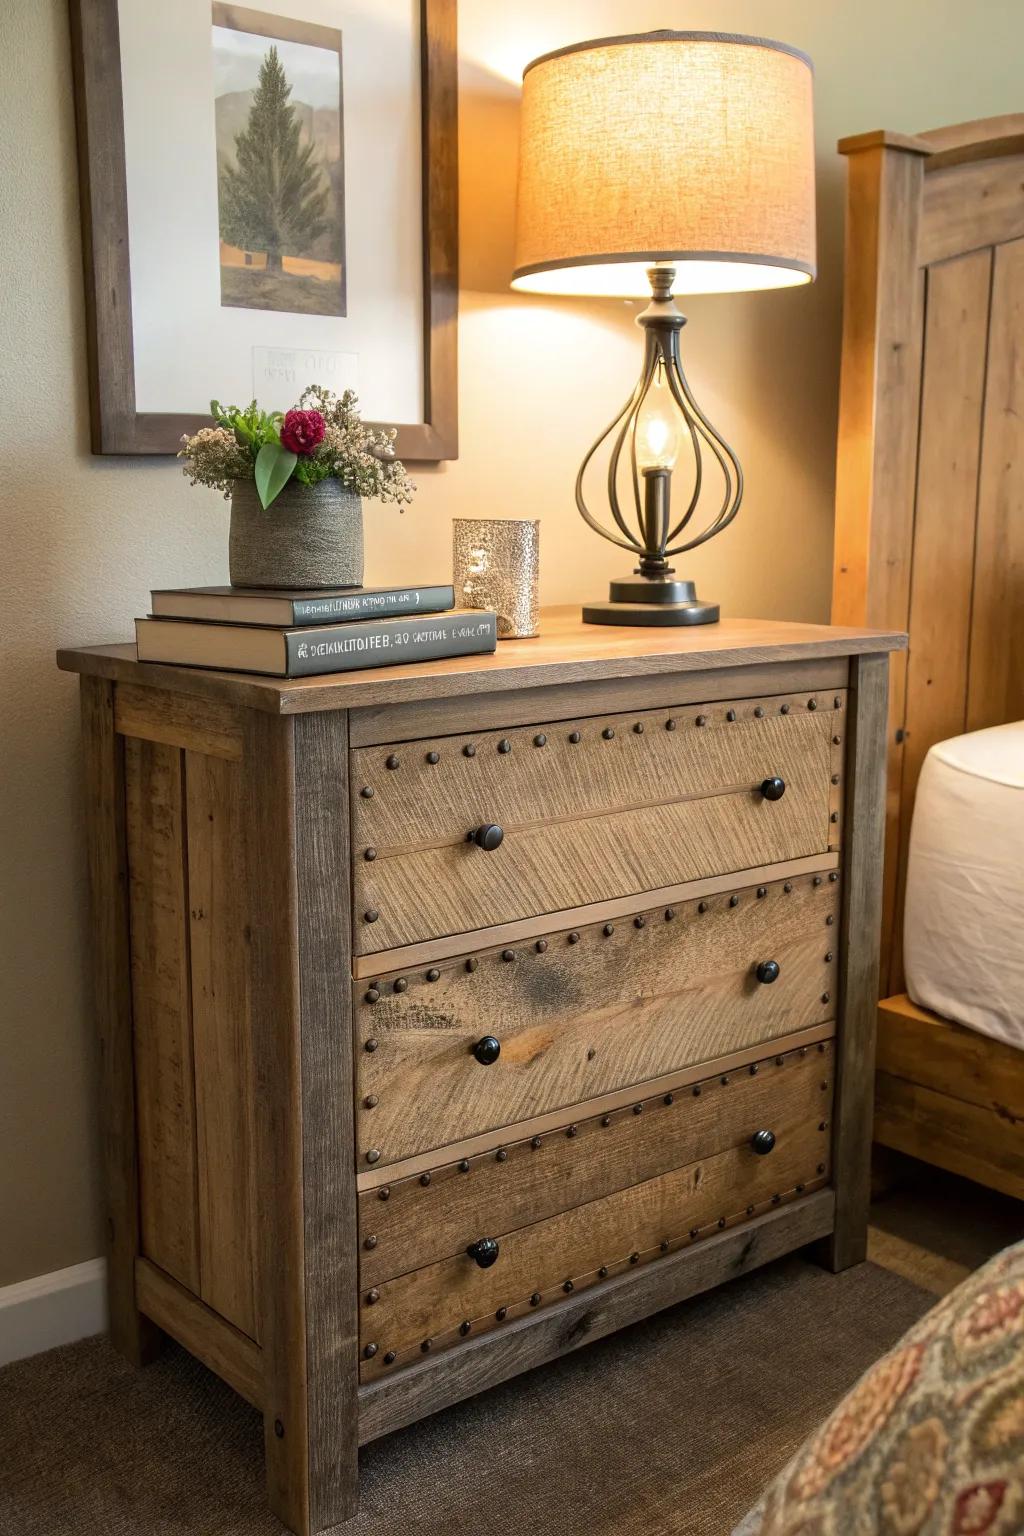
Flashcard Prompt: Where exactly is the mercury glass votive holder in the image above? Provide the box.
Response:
[452,518,540,639]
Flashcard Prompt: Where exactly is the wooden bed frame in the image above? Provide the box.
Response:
[832,114,1024,1200]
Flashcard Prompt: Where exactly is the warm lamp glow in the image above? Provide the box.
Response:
[512,31,816,297]
[635,364,682,471]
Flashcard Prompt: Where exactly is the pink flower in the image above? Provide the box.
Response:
[281,408,326,455]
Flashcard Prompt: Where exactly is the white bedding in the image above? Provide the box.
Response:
[903,721,1024,1051]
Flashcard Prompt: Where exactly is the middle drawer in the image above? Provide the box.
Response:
[355,868,838,1169]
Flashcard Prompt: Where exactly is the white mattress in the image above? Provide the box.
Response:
[903,721,1024,1050]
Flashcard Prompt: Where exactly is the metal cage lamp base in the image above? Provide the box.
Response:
[577,266,742,628]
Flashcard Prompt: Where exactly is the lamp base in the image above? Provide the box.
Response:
[582,575,720,627]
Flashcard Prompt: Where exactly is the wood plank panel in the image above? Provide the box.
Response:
[293,711,360,1535]
[968,236,1024,730]
[125,736,200,1291]
[828,652,889,1271]
[352,693,837,848]
[875,1072,1024,1200]
[919,152,1024,266]
[185,751,257,1339]
[357,1190,835,1444]
[349,659,849,747]
[889,248,992,993]
[115,682,243,760]
[877,992,1024,1119]
[79,677,162,1365]
[832,141,926,992]
[240,711,310,1534]
[356,871,839,1167]
[359,1038,833,1286]
[136,1257,263,1409]
[360,1120,830,1378]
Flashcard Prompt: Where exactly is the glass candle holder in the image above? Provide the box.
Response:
[452,518,540,639]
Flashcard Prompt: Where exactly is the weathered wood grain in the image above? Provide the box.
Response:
[828,653,889,1271]
[888,247,992,991]
[354,699,839,952]
[359,1039,833,1286]
[293,711,360,1533]
[832,136,924,993]
[919,151,1024,266]
[349,659,849,747]
[136,1257,263,1409]
[356,871,839,1166]
[877,994,1024,1118]
[353,694,838,847]
[56,611,906,717]
[360,1121,830,1380]
[185,751,257,1339]
[875,1073,1024,1201]
[79,677,162,1365]
[115,682,242,760]
[352,851,839,979]
[968,236,1024,732]
[124,736,200,1292]
[240,711,310,1534]
[357,1189,835,1443]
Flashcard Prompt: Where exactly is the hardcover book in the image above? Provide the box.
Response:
[150,583,455,627]
[135,610,498,678]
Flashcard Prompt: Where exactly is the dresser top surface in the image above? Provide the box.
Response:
[58,607,905,715]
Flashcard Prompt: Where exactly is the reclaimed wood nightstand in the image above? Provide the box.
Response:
[58,610,904,1535]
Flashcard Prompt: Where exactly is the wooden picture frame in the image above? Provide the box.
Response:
[68,0,458,461]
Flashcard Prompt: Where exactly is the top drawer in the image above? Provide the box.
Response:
[352,689,845,954]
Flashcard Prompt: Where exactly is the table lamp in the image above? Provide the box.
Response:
[512,31,816,625]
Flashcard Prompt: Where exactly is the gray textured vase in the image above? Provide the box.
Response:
[229,478,364,589]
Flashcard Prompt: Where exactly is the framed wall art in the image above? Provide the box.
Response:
[69,0,458,460]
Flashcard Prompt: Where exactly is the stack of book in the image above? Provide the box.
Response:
[135,584,498,678]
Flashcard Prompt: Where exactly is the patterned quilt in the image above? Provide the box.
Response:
[735,1241,1024,1535]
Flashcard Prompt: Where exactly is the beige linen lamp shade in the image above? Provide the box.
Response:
[512,31,816,297]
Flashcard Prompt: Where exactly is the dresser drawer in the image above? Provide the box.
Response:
[358,1040,833,1379]
[356,869,839,1168]
[352,690,845,954]
[358,1035,833,1287]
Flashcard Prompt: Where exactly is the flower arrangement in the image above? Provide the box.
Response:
[178,386,415,510]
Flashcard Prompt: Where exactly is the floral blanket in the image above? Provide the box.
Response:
[736,1241,1024,1535]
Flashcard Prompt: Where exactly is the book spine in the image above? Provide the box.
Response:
[284,613,497,678]
[290,586,455,625]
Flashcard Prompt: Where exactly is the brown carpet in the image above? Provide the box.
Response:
[0,1255,929,1536]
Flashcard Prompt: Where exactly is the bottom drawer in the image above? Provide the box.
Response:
[360,1038,833,1379]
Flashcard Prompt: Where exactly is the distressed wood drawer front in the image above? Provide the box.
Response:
[359,1047,833,1379]
[352,692,844,954]
[359,1037,833,1288]
[356,870,839,1168]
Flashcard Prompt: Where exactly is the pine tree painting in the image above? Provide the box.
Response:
[213,16,345,317]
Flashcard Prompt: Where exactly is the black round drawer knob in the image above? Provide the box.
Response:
[750,1129,777,1156]
[471,823,504,851]
[756,959,781,985]
[760,777,786,801]
[466,1237,500,1268]
[472,1036,501,1066]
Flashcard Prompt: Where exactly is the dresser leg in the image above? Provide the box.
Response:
[244,709,360,1533]
[826,652,890,1272]
[79,677,163,1367]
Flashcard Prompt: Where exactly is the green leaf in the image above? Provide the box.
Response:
[255,442,297,508]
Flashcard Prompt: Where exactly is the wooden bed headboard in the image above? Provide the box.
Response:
[832,114,1024,998]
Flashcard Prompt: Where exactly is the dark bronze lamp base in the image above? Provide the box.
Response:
[583,575,720,627]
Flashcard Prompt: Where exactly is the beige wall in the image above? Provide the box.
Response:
[0,0,1020,1288]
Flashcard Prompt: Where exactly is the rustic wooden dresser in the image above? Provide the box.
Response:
[59,611,903,1535]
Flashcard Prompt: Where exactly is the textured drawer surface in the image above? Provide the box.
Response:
[352,691,845,953]
[359,1040,833,1379]
[356,870,839,1168]
[358,1035,833,1287]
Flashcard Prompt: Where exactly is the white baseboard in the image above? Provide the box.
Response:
[0,1259,108,1366]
